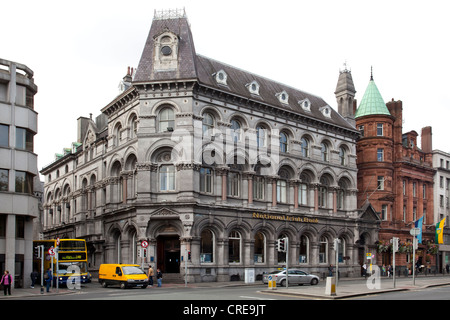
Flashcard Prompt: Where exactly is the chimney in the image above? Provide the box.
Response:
[421,126,432,153]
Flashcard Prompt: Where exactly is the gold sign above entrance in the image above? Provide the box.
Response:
[252,212,319,223]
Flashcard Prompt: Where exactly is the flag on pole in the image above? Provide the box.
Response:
[435,218,446,244]
[415,216,423,244]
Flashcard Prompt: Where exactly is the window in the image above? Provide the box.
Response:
[256,126,266,148]
[159,107,175,132]
[227,172,240,197]
[440,195,444,207]
[230,120,241,143]
[413,207,417,221]
[319,237,328,264]
[299,183,308,206]
[254,232,265,263]
[377,148,384,161]
[413,182,417,197]
[319,176,329,208]
[200,229,214,263]
[299,235,309,263]
[300,138,309,157]
[0,169,8,191]
[202,112,214,136]
[199,167,212,193]
[253,176,265,200]
[276,180,287,203]
[16,127,34,152]
[403,206,406,221]
[377,123,384,136]
[440,176,444,188]
[129,115,138,138]
[0,124,8,147]
[339,147,346,165]
[358,125,364,137]
[228,230,241,263]
[279,132,288,153]
[15,171,33,194]
[381,205,388,220]
[321,143,328,162]
[403,180,406,195]
[377,176,384,190]
[159,165,175,191]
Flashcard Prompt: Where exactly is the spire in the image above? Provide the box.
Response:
[354,68,390,118]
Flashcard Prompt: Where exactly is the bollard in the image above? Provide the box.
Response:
[325,276,336,296]
[268,280,277,290]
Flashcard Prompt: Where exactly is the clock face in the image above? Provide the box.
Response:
[161,46,172,56]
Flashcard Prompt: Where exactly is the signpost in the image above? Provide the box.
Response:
[410,228,420,286]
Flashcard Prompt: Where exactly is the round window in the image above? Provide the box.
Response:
[161,46,172,56]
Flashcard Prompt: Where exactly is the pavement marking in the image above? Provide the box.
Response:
[240,295,276,300]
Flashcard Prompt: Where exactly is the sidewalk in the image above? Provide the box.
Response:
[260,275,450,299]
[1,275,449,300]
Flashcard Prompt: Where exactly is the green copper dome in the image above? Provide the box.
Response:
[355,78,390,118]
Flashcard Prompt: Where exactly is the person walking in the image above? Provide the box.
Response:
[45,268,53,292]
[328,264,334,277]
[30,270,38,288]
[156,268,163,287]
[0,270,12,296]
[147,265,154,287]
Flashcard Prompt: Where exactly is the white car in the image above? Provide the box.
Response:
[262,269,319,286]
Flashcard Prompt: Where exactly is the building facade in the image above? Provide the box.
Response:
[355,73,436,272]
[432,149,450,271]
[0,58,39,287]
[40,10,379,282]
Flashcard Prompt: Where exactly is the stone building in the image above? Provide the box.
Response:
[40,10,378,282]
[355,72,436,271]
[0,58,39,287]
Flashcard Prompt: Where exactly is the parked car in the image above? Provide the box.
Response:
[262,269,319,286]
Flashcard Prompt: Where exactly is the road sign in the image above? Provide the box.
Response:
[48,247,55,256]
[410,228,421,236]
[141,240,149,248]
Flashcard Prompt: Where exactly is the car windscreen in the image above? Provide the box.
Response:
[122,266,145,275]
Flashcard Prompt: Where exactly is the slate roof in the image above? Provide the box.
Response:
[134,15,356,131]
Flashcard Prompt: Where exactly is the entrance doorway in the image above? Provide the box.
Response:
[157,236,180,273]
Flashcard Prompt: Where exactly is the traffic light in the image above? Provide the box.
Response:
[277,238,287,252]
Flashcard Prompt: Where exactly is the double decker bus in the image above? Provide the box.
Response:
[33,239,90,286]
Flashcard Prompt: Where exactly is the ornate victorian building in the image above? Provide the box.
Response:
[40,10,378,282]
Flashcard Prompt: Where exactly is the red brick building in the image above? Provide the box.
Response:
[355,74,436,271]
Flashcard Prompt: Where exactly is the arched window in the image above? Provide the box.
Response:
[200,229,214,263]
[299,173,310,206]
[159,107,174,132]
[277,169,289,203]
[321,142,329,162]
[254,232,265,263]
[114,124,122,146]
[339,147,345,165]
[319,236,328,264]
[229,230,241,263]
[301,137,309,157]
[319,176,329,208]
[230,119,241,143]
[279,132,288,153]
[200,167,213,193]
[129,114,138,139]
[256,125,266,148]
[202,112,214,136]
[299,235,309,263]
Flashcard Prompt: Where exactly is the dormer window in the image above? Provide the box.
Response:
[299,99,311,112]
[276,90,289,105]
[153,32,179,71]
[214,70,228,86]
[320,106,332,118]
[246,80,260,95]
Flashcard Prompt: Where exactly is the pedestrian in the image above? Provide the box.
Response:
[388,265,393,278]
[156,268,163,287]
[0,270,12,296]
[30,269,38,288]
[328,264,333,277]
[446,264,449,274]
[362,263,367,278]
[147,265,154,287]
[45,268,53,292]
[382,264,386,277]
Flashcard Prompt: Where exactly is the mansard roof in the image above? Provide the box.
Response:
[133,12,356,131]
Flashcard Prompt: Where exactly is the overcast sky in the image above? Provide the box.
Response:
[2,0,450,176]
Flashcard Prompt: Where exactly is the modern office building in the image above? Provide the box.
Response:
[40,10,380,282]
[0,58,39,287]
